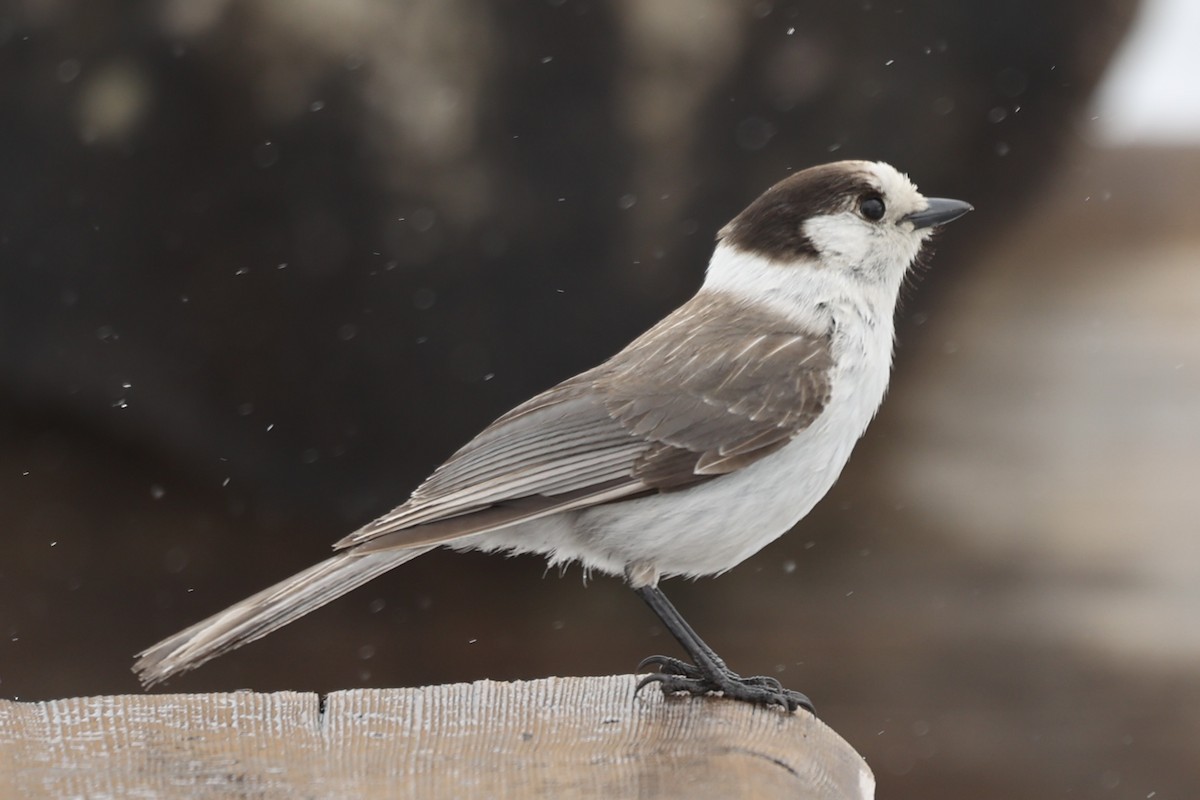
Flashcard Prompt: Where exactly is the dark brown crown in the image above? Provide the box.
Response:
[720,162,877,261]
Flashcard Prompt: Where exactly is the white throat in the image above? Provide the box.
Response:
[701,241,904,336]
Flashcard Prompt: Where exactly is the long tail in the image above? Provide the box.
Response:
[133,545,435,687]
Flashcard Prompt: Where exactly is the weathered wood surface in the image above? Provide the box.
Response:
[0,674,873,799]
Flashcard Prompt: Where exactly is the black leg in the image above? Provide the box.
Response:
[634,585,814,713]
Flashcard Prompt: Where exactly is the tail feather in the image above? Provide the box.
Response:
[133,545,434,687]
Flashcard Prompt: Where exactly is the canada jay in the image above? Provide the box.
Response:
[134,160,971,712]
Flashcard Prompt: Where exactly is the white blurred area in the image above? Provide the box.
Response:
[883,0,1200,674]
[1092,0,1200,144]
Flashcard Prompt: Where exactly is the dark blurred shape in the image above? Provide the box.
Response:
[0,0,1135,518]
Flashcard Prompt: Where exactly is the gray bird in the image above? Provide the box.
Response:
[134,160,971,711]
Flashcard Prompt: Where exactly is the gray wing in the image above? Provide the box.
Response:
[599,294,833,487]
[338,292,833,552]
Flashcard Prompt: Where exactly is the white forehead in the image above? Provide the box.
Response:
[858,161,925,213]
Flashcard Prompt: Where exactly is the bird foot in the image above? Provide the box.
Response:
[636,654,814,713]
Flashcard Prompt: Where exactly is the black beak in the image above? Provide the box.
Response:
[903,198,973,230]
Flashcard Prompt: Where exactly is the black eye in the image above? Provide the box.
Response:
[859,195,885,221]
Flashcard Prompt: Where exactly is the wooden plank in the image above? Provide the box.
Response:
[0,674,873,799]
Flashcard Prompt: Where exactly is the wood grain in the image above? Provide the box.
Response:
[0,674,873,799]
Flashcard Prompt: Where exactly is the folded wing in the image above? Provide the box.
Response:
[338,291,833,551]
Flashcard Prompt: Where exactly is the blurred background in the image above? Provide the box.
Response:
[2,0,1197,796]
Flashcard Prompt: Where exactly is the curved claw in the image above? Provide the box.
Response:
[636,654,671,672]
[638,672,713,698]
[788,691,816,714]
[638,654,702,678]
[634,671,677,697]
